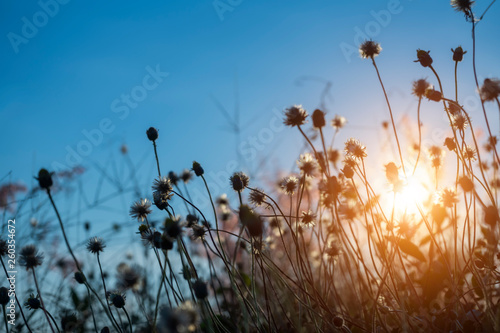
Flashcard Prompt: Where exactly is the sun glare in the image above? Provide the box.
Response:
[393,175,429,215]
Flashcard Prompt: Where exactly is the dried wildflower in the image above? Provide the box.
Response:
[283,105,308,127]
[60,312,78,331]
[485,136,498,152]
[249,188,266,207]
[168,171,179,187]
[396,214,416,239]
[117,264,143,291]
[333,316,344,328]
[431,204,447,225]
[415,49,433,67]
[280,176,299,195]
[181,169,193,183]
[153,191,168,210]
[140,229,162,248]
[385,162,399,185]
[161,233,174,251]
[158,300,199,333]
[331,115,347,130]
[444,137,456,151]
[190,224,206,241]
[191,161,204,177]
[25,294,41,310]
[425,87,442,102]
[152,176,173,196]
[458,176,474,192]
[479,78,500,102]
[328,148,340,167]
[192,280,208,299]
[164,217,183,238]
[297,153,318,177]
[311,109,326,129]
[146,127,159,141]
[185,214,199,227]
[35,168,53,190]
[359,40,381,59]
[0,239,7,257]
[108,291,126,308]
[325,242,342,258]
[462,145,477,161]
[448,102,461,116]
[87,237,106,254]
[74,271,86,284]
[300,210,316,227]
[130,199,152,221]
[412,79,431,98]
[344,138,367,158]
[239,205,263,237]
[19,245,43,270]
[451,46,467,62]
[451,113,468,130]
[342,165,354,179]
[440,188,458,208]
[230,172,250,192]
[451,0,474,21]
[484,205,499,227]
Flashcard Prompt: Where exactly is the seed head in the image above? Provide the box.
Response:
[344,138,367,159]
[191,161,204,177]
[444,137,456,151]
[359,40,381,59]
[87,237,106,254]
[412,79,431,98]
[230,172,249,192]
[249,188,266,207]
[108,291,126,308]
[239,205,263,238]
[451,0,474,21]
[19,245,44,270]
[311,109,326,129]
[146,127,159,141]
[451,46,467,62]
[181,169,193,184]
[25,294,41,310]
[0,239,8,257]
[414,49,433,67]
[297,153,318,177]
[280,176,299,195]
[331,115,347,130]
[479,78,500,102]
[35,168,53,190]
[74,271,86,284]
[168,171,180,186]
[425,87,442,102]
[283,105,308,127]
[300,210,316,227]
[130,198,152,221]
[0,287,9,306]
[192,280,209,299]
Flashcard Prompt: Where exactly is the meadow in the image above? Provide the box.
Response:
[2,1,500,332]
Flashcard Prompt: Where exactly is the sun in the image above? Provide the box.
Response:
[393,175,429,215]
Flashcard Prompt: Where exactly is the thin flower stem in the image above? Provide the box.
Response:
[46,190,81,271]
[152,141,161,177]
[123,307,133,333]
[371,58,406,176]
[2,305,8,333]
[412,97,423,175]
[31,269,56,333]
[96,254,123,333]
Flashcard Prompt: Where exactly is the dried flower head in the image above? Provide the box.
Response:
[181,169,193,184]
[280,176,299,195]
[325,241,342,259]
[297,153,318,177]
[359,40,381,59]
[146,127,159,141]
[190,224,206,241]
[311,109,326,129]
[117,263,143,291]
[0,287,9,306]
[108,291,126,308]
[451,46,467,62]
[414,49,433,67]
[192,280,209,299]
[451,112,468,131]
[301,210,316,227]
[344,138,367,159]
[283,105,308,127]
[425,87,442,102]
[25,294,41,310]
[152,176,173,197]
[191,161,204,177]
[331,115,347,130]
[87,237,106,254]
[130,199,152,221]
[412,79,431,98]
[159,300,199,333]
[19,245,44,270]
[462,145,477,161]
[451,0,474,21]
[249,188,266,207]
[479,78,500,102]
[229,172,249,192]
[440,188,458,208]
[35,168,53,190]
[444,137,456,151]
[239,205,263,237]
[458,176,474,192]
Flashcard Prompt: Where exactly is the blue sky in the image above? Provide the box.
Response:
[1,0,499,215]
